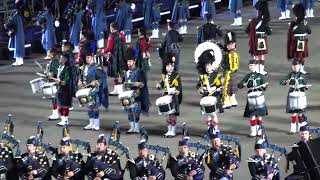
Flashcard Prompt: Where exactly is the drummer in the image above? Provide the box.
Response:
[123,47,149,134]
[238,60,268,137]
[280,59,309,134]
[79,49,109,131]
[156,52,182,138]
[196,49,223,130]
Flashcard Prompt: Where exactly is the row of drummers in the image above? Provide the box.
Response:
[0,113,292,180]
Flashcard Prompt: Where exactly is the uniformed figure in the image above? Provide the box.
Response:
[229,0,243,26]
[196,50,223,129]
[285,126,311,180]
[197,13,223,44]
[102,22,126,96]
[171,0,190,34]
[222,31,239,109]
[18,136,50,180]
[55,54,73,126]
[156,52,182,137]
[160,20,183,71]
[123,47,150,134]
[280,59,310,134]
[127,134,165,180]
[79,52,109,131]
[115,0,133,43]
[44,48,61,121]
[301,0,315,18]
[246,0,272,75]
[238,60,268,137]
[204,129,240,180]
[69,4,84,53]
[277,0,292,20]
[0,143,18,179]
[6,0,25,66]
[136,28,152,80]
[144,0,161,39]
[248,139,280,180]
[201,0,216,21]
[167,134,204,179]
[287,3,311,74]
[91,0,107,44]
[41,1,57,59]
[85,134,123,179]
[51,137,85,180]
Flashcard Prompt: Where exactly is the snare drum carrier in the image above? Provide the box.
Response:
[246,75,266,110]
[78,64,100,106]
[288,73,307,111]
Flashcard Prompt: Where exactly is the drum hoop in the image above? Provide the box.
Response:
[194,41,222,69]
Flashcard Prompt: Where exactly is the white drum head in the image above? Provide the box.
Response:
[30,78,44,83]
[76,88,92,97]
[200,96,217,106]
[289,91,305,97]
[118,90,134,99]
[248,91,263,97]
[156,95,173,106]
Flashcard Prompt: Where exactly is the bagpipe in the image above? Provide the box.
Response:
[4,10,19,33]
[1,114,21,159]
[108,121,130,159]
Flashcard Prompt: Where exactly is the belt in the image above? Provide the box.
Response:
[256,32,266,38]
[294,34,307,40]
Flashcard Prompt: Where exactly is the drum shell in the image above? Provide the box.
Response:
[41,83,57,98]
[156,96,176,115]
[289,92,307,111]
[118,91,136,109]
[30,78,45,94]
[76,88,95,107]
[247,91,265,110]
[200,96,217,114]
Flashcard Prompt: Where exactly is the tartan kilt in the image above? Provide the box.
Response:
[57,85,72,107]
[289,39,309,59]
[251,36,268,56]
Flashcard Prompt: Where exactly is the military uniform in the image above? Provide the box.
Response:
[144,0,161,38]
[197,15,223,44]
[40,9,57,53]
[201,0,216,21]
[0,145,18,180]
[171,0,190,34]
[229,0,243,26]
[277,0,292,19]
[115,0,133,43]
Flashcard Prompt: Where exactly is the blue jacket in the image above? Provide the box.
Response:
[8,13,25,58]
[91,0,107,40]
[41,11,57,51]
[70,10,84,46]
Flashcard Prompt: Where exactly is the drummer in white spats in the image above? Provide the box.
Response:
[238,60,268,137]
[280,59,310,134]
[156,52,182,138]
[196,50,224,130]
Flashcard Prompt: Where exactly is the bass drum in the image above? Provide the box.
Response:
[194,41,223,69]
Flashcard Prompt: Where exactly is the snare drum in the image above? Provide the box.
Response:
[155,95,176,115]
[41,82,57,98]
[30,78,45,94]
[247,91,265,110]
[200,96,217,114]
[118,91,136,109]
[75,88,95,107]
[289,91,307,110]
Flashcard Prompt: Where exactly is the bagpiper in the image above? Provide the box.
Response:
[160,20,183,71]
[280,59,310,134]
[6,0,25,66]
[201,0,216,22]
[90,0,107,45]
[156,52,182,138]
[222,31,239,109]
[122,47,149,134]
[171,0,190,34]
[144,0,161,39]
[167,125,205,180]
[127,128,166,180]
[85,134,123,179]
[229,0,243,26]
[204,126,240,180]
[17,136,51,180]
[238,60,268,137]
[197,12,223,45]
[248,139,280,180]
[287,3,312,74]
[246,0,272,75]
[196,49,223,129]
[277,0,292,20]
[115,0,133,43]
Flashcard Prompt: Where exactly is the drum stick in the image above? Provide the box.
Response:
[34,60,44,71]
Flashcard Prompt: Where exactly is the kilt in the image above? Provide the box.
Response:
[289,39,309,59]
[244,100,268,118]
[250,36,268,56]
[57,85,72,107]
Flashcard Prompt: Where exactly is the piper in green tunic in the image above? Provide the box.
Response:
[280,59,310,134]
[238,60,268,137]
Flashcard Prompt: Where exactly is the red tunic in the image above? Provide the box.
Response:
[103,31,126,54]
[248,18,268,56]
[138,37,152,58]
[287,23,309,59]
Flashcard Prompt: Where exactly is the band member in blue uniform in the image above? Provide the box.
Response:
[238,60,268,137]
[51,137,85,180]
[160,20,183,71]
[167,130,205,179]
[85,134,123,179]
[40,1,57,59]
[144,0,161,39]
[280,59,309,134]
[287,3,311,74]
[90,0,107,44]
[248,139,280,180]
[18,136,50,180]
[6,0,25,66]
[69,3,84,53]
[277,0,292,20]
[79,51,109,131]
[0,141,18,179]
[246,0,272,75]
[115,0,133,43]
[171,0,190,34]
[123,47,149,134]
[204,128,240,180]
[55,54,73,126]
[157,52,182,137]
[197,13,223,44]
[201,0,216,21]
[301,0,315,18]
[229,0,243,26]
